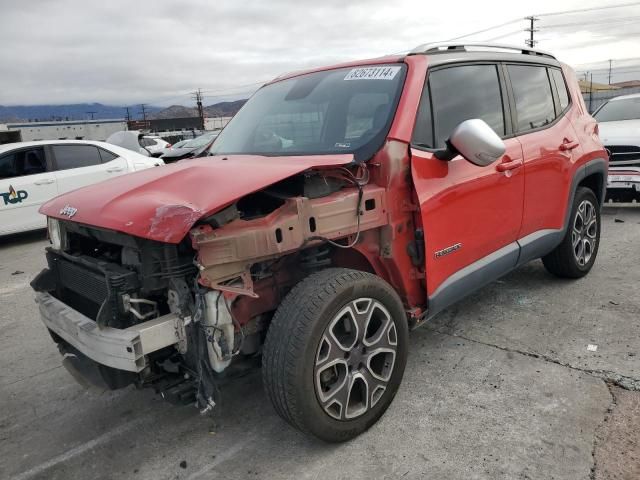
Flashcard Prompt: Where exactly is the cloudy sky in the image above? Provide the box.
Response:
[1,0,639,106]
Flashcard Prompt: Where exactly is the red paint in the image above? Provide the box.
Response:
[411,137,525,296]
[40,54,606,313]
[39,154,353,243]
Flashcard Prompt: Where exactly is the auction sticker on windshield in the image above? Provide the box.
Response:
[344,66,401,80]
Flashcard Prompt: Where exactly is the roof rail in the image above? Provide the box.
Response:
[410,42,556,60]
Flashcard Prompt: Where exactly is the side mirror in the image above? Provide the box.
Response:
[436,119,505,167]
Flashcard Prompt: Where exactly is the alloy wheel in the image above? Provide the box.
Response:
[314,298,398,421]
[572,199,597,266]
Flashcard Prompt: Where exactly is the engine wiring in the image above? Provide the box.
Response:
[302,164,368,250]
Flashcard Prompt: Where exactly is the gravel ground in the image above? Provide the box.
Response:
[0,205,638,480]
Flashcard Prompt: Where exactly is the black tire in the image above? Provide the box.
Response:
[542,187,601,278]
[262,268,409,442]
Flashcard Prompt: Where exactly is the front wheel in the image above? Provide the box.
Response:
[262,268,408,442]
[542,186,601,278]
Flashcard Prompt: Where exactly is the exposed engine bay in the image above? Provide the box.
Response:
[32,166,389,412]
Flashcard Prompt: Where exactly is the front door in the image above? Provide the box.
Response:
[410,63,524,316]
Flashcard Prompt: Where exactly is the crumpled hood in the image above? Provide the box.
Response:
[598,119,640,145]
[41,154,353,243]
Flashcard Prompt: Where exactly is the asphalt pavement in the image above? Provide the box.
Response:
[1,206,638,480]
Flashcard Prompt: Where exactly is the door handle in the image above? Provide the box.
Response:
[496,158,523,172]
[106,167,125,173]
[559,139,580,151]
[34,178,54,185]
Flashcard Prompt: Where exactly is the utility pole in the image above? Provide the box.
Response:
[524,16,539,48]
[608,59,613,85]
[125,107,131,122]
[193,89,205,130]
[139,104,148,122]
[589,73,594,113]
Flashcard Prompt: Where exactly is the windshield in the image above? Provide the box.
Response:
[594,97,640,122]
[209,64,406,160]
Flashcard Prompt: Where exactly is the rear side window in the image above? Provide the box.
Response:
[52,145,102,170]
[550,68,570,111]
[98,148,119,162]
[508,65,556,131]
[0,147,47,178]
[414,64,505,148]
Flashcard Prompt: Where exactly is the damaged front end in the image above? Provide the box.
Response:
[32,165,388,414]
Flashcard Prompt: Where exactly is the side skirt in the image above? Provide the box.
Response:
[423,229,564,323]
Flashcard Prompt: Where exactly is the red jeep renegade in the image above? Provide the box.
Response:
[32,43,607,442]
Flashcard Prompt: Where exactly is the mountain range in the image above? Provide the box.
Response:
[0,100,247,123]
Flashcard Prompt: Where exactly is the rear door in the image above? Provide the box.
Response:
[0,146,57,234]
[505,64,581,246]
[410,63,524,315]
[51,144,128,194]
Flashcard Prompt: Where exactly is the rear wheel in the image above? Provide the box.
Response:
[262,268,408,442]
[542,187,600,278]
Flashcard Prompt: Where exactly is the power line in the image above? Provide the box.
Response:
[538,15,640,29]
[536,1,640,17]
[444,18,522,41]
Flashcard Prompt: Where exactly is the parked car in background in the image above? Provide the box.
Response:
[158,139,189,157]
[594,93,640,202]
[141,135,171,157]
[0,140,163,235]
[160,131,219,163]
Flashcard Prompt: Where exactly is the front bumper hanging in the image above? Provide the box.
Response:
[35,292,184,373]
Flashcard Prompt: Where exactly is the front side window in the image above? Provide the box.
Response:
[594,97,640,122]
[210,64,406,160]
[413,64,505,149]
[0,147,46,179]
[508,65,556,131]
[52,145,102,170]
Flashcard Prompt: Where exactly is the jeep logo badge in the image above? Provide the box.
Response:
[1,185,28,205]
[59,205,78,218]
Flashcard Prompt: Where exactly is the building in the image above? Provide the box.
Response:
[611,80,640,89]
[578,79,619,94]
[205,116,232,131]
[127,116,232,133]
[2,118,127,142]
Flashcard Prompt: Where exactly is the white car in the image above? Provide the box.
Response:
[594,93,640,202]
[0,140,163,236]
[140,136,171,157]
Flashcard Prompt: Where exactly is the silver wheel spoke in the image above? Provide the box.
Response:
[586,219,598,239]
[572,199,597,266]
